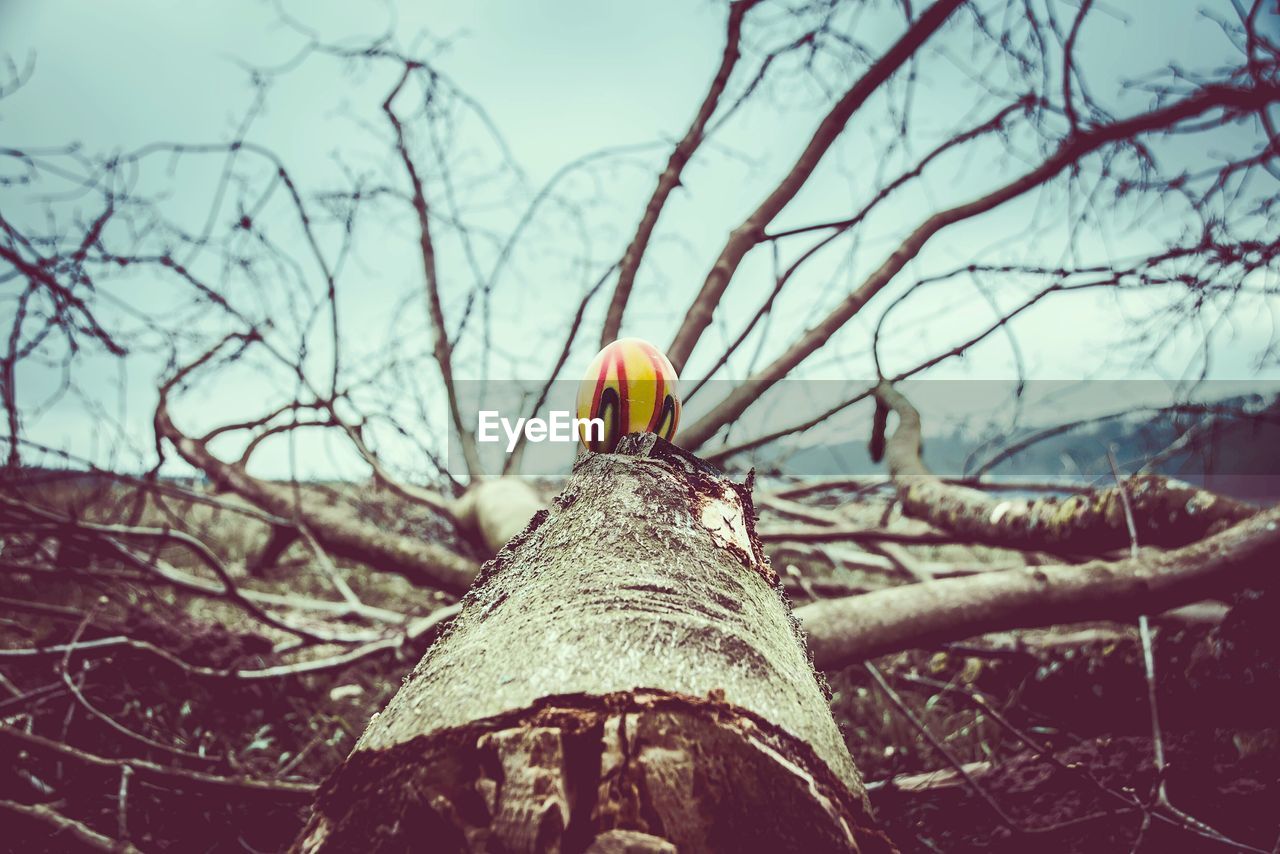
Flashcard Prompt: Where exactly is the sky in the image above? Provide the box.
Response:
[2,0,1278,480]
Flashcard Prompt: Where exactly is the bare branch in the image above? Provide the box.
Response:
[382,65,483,477]
[798,498,1280,667]
[0,799,141,854]
[599,0,762,345]
[870,382,1257,551]
[666,0,967,372]
[682,79,1280,450]
[154,336,480,592]
[0,725,316,802]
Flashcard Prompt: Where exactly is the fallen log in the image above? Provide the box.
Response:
[294,435,892,853]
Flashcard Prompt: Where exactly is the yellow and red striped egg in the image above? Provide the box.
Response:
[576,338,681,453]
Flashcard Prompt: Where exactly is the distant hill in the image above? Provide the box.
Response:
[780,393,1280,502]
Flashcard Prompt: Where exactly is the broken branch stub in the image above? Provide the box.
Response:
[294,434,892,853]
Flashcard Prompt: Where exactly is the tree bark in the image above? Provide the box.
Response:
[293,435,892,853]
[797,499,1280,668]
[452,477,550,555]
[871,381,1257,551]
[155,393,481,592]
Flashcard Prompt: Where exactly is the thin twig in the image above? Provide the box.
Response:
[58,607,219,763]
[1107,450,1260,852]
[0,724,316,801]
[0,799,140,853]
[863,660,1112,835]
[117,763,132,842]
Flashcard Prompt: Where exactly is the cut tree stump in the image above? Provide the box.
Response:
[293,435,892,853]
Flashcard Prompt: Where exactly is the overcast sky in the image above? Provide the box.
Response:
[3,0,1278,478]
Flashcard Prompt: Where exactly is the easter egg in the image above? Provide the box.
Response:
[576,337,681,453]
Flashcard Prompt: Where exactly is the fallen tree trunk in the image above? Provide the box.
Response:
[870,382,1257,552]
[155,396,482,593]
[797,499,1280,668]
[451,477,550,554]
[294,435,892,853]
[152,341,545,591]
[781,381,1280,668]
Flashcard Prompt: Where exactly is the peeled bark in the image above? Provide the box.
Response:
[452,477,549,554]
[294,435,892,853]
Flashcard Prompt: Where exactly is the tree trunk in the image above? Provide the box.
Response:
[870,381,1257,551]
[293,435,892,853]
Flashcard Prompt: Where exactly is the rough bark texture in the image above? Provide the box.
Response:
[798,500,1280,668]
[294,435,891,853]
[873,382,1257,551]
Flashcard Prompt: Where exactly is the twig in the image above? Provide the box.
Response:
[900,668,1271,852]
[600,0,762,345]
[667,0,967,371]
[0,496,335,642]
[1107,450,1261,853]
[0,604,461,682]
[680,80,1280,450]
[0,725,316,802]
[117,764,132,843]
[0,798,140,853]
[295,522,362,609]
[863,660,1112,835]
[382,64,482,477]
[58,608,218,763]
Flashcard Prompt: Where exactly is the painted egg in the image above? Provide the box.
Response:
[577,337,681,453]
